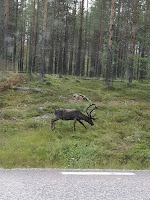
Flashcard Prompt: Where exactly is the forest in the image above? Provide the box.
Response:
[0,0,150,85]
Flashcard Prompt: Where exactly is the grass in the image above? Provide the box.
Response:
[0,73,150,169]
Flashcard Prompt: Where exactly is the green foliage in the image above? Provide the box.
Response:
[0,74,150,169]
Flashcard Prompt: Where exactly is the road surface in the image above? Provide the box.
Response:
[0,168,150,200]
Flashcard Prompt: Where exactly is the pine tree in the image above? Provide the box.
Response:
[105,0,115,87]
[2,0,10,80]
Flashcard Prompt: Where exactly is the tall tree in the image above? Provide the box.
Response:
[0,1,3,59]
[33,0,40,73]
[68,0,77,75]
[113,0,121,79]
[81,0,89,77]
[129,0,138,83]
[62,0,69,75]
[40,0,48,83]
[105,0,115,87]
[12,0,18,73]
[17,0,27,73]
[75,0,84,76]
[2,0,10,80]
[28,0,36,74]
[86,12,91,77]
[48,0,55,74]
[2,0,9,76]
[139,0,149,80]
[98,0,106,78]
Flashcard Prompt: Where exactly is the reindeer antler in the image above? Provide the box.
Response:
[89,104,96,118]
[86,104,96,117]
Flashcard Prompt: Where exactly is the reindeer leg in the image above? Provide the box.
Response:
[73,118,77,131]
[51,118,59,131]
[77,120,87,130]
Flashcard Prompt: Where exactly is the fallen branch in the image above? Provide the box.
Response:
[13,86,47,94]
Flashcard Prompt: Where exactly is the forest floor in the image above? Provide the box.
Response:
[0,73,150,169]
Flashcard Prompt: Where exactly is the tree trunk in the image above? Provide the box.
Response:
[12,0,18,73]
[75,0,84,76]
[129,0,137,83]
[86,13,91,77]
[62,1,68,75]
[113,0,121,79]
[81,0,89,77]
[48,0,56,75]
[68,1,77,75]
[105,0,115,87]
[2,0,9,80]
[139,0,149,80]
[40,0,48,83]
[98,0,105,78]
[18,9,26,73]
[33,0,40,73]
[28,0,36,74]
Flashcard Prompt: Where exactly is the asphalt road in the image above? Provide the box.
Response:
[0,168,150,200]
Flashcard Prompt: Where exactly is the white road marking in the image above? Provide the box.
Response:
[61,172,135,176]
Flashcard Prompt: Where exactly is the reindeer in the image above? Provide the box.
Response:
[51,104,97,131]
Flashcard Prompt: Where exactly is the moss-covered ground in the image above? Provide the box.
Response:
[0,74,150,169]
